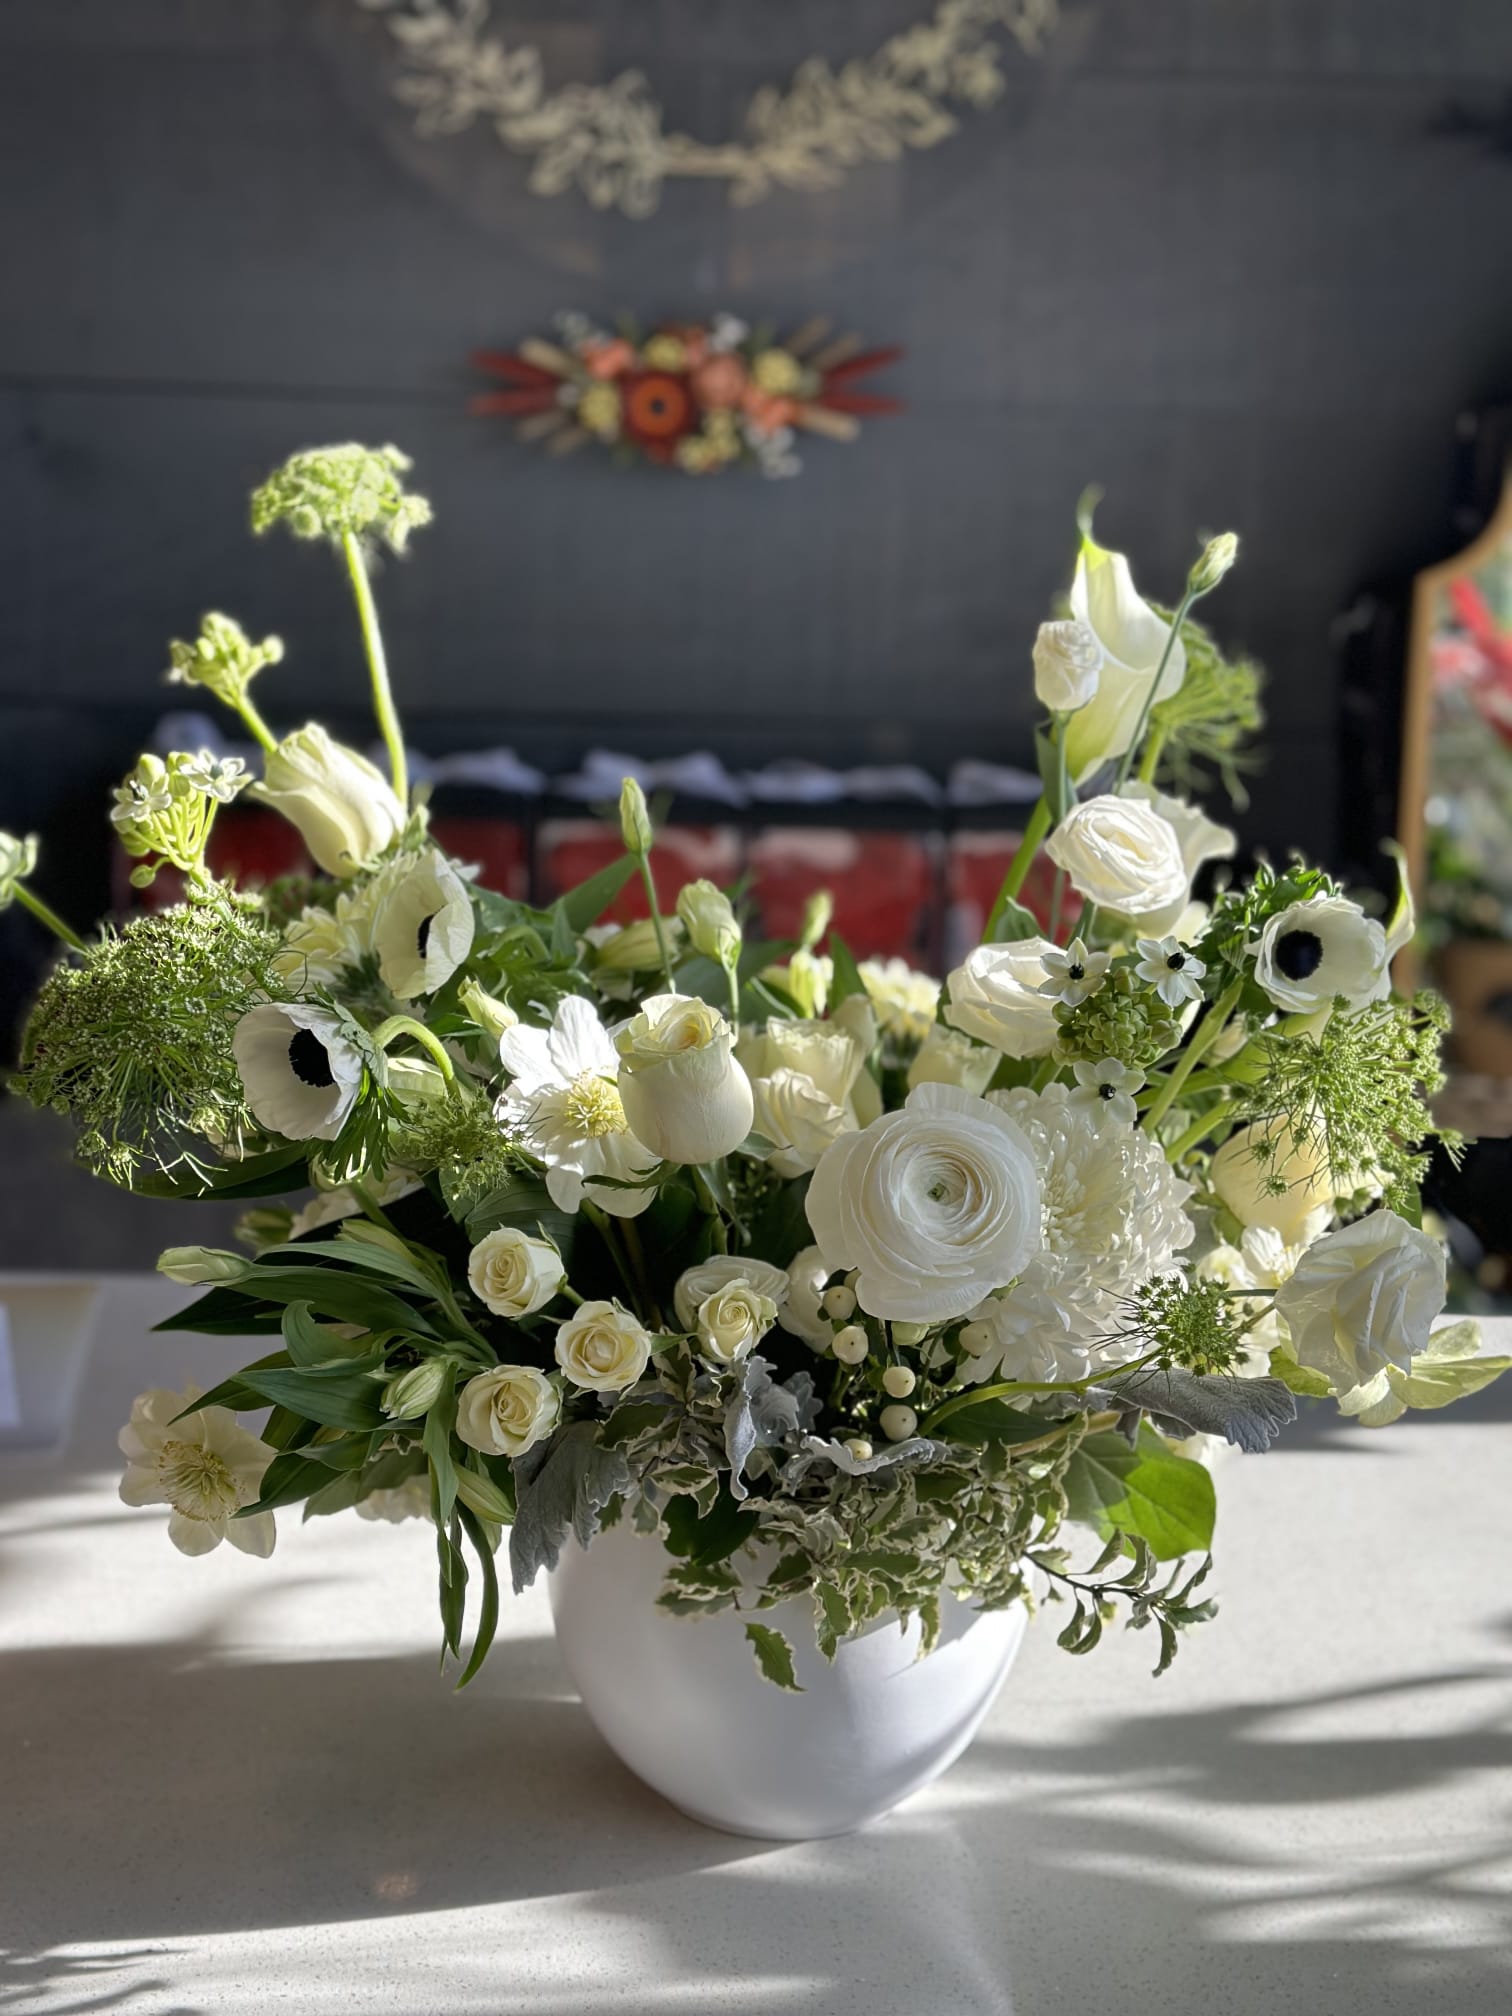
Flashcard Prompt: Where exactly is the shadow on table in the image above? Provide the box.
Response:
[4,1616,1511,2016]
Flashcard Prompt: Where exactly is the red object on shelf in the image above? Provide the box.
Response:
[748,828,937,962]
[114,807,312,913]
[430,817,530,902]
[944,831,1079,965]
[537,821,742,926]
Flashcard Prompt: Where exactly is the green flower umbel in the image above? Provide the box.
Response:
[251,444,432,552]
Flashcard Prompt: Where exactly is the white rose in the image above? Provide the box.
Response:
[614,994,754,1164]
[674,1255,791,1333]
[907,1023,997,1095]
[778,1245,834,1349]
[749,1067,855,1177]
[456,1364,560,1458]
[258,724,404,878]
[1045,796,1189,917]
[806,1082,1043,1323]
[676,880,741,965]
[1033,618,1103,714]
[467,1227,563,1319]
[1274,1211,1446,1399]
[695,1280,779,1367]
[553,1300,652,1393]
[944,942,1060,1059]
[1209,1119,1335,1247]
[1119,783,1236,934]
[1252,896,1388,1014]
[1061,536,1187,784]
[737,1017,868,1112]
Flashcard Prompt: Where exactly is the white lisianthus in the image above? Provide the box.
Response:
[1274,1211,1446,1402]
[674,1255,791,1333]
[906,1024,997,1096]
[779,1245,836,1349]
[1061,536,1187,783]
[695,1280,779,1367]
[859,958,940,1043]
[457,976,518,1042]
[614,993,754,1165]
[456,1363,560,1457]
[806,1082,1043,1322]
[118,1387,276,1558]
[1045,796,1189,918]
[944,942,1060,1059]
[1119,783,1237,934]
[258,724,405,877]
[738,1015,870,1114]
[232,1001,365,1141]
[1251,896,1388,1014]
[497,995,657,1220]
[1209,1120,1334,1247]
[676,880,741,965]
[467,1227,564,1319]
[749,1066,855,1177]
[1033,618,1103,714]
[371,849,476,1000]
[553,1300,652,1393]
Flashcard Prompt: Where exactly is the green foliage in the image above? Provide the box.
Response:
[1148,611,1265,807]
[1063,1428,1215,1559]
[744,1622,802,1692]
[1055,965,1182,1068]
[251,444,431,551]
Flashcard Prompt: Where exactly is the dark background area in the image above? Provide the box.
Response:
[2,0,1511,1259]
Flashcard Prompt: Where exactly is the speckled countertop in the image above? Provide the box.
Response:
[3,1279,1510,2016]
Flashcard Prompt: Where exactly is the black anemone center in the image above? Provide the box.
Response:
[288,1027,336,1089]
[416,912,437,957]
[1166,951,1186,970]
[1275,929,1324,981]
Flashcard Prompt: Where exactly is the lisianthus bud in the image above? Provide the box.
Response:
[800,889,834,950]
[619,776,654,856]
[677,879,741,966]
[156,1247,251,1286]
[382,1360,450,1419]
[591,916,681,973]
[259,724,405,878]
[614,993,754,1164]
[0,830,38,909]
[1189,532,1239,597]
[1033,619,1103,714]
[458,976,518,1042]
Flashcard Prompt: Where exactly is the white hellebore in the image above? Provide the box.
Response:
[614,993,754,1166]
[1062,536,1187,784]
[497,994,656,1219]
[945,941,1061,1059]
[467,1227,563,1319]
[456,1363,560,1458]
[371,849,476,999]
[806,1082,1043,1323]
[1274,1210,1446,1405]
[258,724,405,878]
[1121,783,1236,934]
[674,1255,791,1333]
[1033,618,1103,714]
[232,1001,365,1141]
[554,1300,652,1393]
[1252,896,1388,1014]
[1045,796,1189,920]
[695,1280,779,1368]
[118,1387,277,1558]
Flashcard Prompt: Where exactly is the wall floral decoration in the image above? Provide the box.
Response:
[472,314,903,477]
[357,0,1058,219]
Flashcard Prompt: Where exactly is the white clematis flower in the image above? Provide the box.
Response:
[371,849,476,1000]
[118,1386,277,1557]
[1251,896,1388,1014]
[258,724,405,878]
[1135,935,1207,1008]
[1274,1210,1446,1406]
[497,995,657,1219]
[614,993,754,1165]
[945,941,1061,1059]
[1062,536,1188,784]
[232,1001,365,1141]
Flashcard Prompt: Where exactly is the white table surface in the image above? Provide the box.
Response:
[3,1279,1511,2016]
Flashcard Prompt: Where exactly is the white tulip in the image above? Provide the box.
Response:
[1209,1120,1334,1247]
[371,849,476,1000]
[1062,537,1187,784]
[232,1001,365,1142]
[1274,1211,1446,1401]
[1033,618,1103,714]
[805,1082,1043,1323]
[118,1386,276,1557]
[1045,796,1189,918]
[944,942,1060,1059]
[553,1301,652,1393]
[1252,896,1388,1014]
[674,1255,791,1334]
[1119,783,1236,934]
[456,1364,560,1458]
[907,1023,997,1095]
[258,724,404,878]
[614,993,754,1165]
[695,1280,779,1367]
[467,1227,563,1319]
[749,1067,855,1177]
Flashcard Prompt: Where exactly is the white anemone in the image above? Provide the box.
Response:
[372,849,476,1000]
[232,1001,364,1141]
[1251,896,1388,1013]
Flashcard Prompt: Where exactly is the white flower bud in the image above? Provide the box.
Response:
[156,1247,251,1286]
[458,977,518,1042]
[381,1360,449,1418]
[845,1438,874,1463]
[1189,532,1239,596]
[676,879,742,966]
[258,724,405,878]
[1033,619,1103,714]
[618,776,654,856]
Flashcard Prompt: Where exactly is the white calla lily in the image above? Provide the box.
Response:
[1062,537,1187,784]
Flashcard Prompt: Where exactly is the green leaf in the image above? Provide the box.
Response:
[1267,1348,1333,1399]
[157,1268,438,1340]
[131,1142,310,1201]
[1064,1429,1215,1560]
[827,932,866,1009]
[455,1504,501,1688]
[744,1622,803,1693]
[424,1365,460,1534]
[662,1487,758,1568]
[172,1351,292,1417]
[936,1398,1069,1449]
[984,898,1041,945]
[280,1299,373,1369]
[555,854,636,934]
[264,1230,443,1299]
[239,1360,388,1433]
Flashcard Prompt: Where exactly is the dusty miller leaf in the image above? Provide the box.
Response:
[1095,1368,1298,1452]
[509,1423,631,1592]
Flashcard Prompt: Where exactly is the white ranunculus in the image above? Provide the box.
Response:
[467,1227,564,1319]
[553,1300,652,1393]
[456,1363,560,1457]
[695,1280,779,1367]
[749,1066,855,1177]
[1119,783,1237,933]
[944,942,1060,1059]
[676,880,741,964]
[371,849,476,1000]
[118,1386,276,1557]
[907,1023,997,1095]
[674,1256,790,1334]
[777,1245,835,1349]
[1062,537,1187,784]
[1033,618,1103,714]
[1274,1210,1446,1400]
[258,724,404,878]
[1252,896,1388,1014]
[497,994,657,1220]
[806,1082,1043,1323]
[1209,1119,1334,1247]
[614,993,754,1165]
[232,1001,365,1141]
[1045,796,1189,918]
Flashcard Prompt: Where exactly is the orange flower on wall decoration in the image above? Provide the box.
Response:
[471,312,903,478]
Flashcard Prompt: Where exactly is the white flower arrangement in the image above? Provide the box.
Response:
[6,444,1506,1692]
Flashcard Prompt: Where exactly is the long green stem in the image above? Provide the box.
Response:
[234,692,278,755]
[371,1014,456,1085]
[1136,724,1168,786]
[634,854,677,992]
[985,796,1050,939]
[922,1349,1165,1434]
[1112,584,1197,793]
[1164,1096,1234,1164]
[341,530,407,807]
[1142,977,1244,1133]
[16,884,87,954]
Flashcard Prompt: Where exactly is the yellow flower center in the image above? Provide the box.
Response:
[564,1072,627,1138]
[158,1438,241,1523]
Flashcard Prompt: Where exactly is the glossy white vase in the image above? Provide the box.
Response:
[0,1275,102,1451]
[549,1519,1026,1839]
